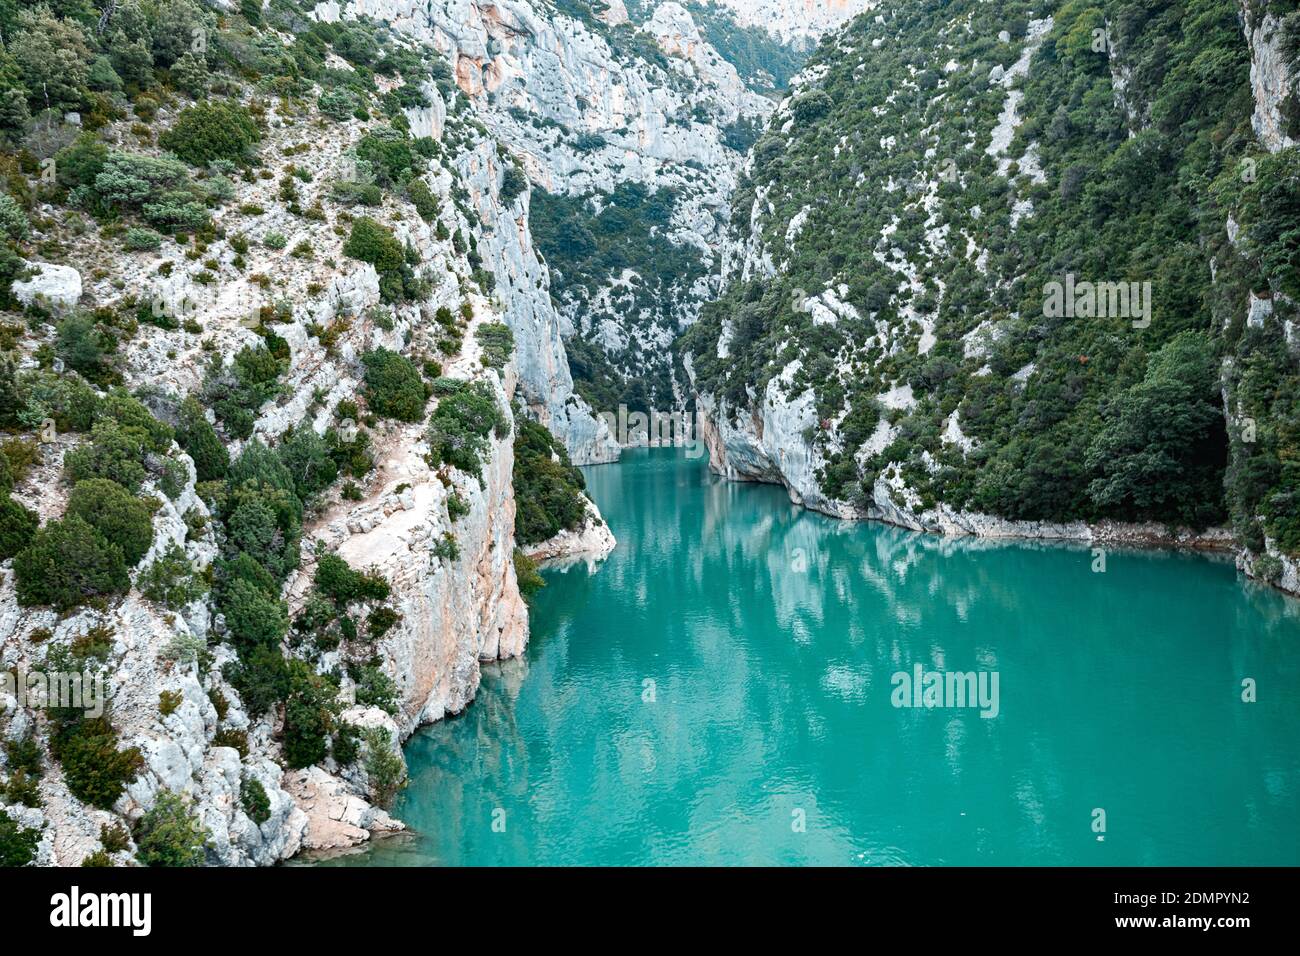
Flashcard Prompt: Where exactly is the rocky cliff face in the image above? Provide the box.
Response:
[0,10,616,864]
[313,0,792,416]
[313,0,623,464]
[685,0,1300,595]
[707,0,874,49]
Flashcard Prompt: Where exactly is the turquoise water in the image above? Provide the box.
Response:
[330,448,1300,866]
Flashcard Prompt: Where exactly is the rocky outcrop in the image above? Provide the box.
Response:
[12,262,82,312]
[0,21,569,863]
[314,0,777,417]
[707,0,874,50]
[522,498,617,563]
[1242,4,1298,153]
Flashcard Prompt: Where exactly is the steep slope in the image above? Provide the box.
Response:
[314,0,785,418]
[0,2,611,865]
[683,0,1300,592]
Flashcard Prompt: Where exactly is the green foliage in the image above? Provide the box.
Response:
[160,100,261,167]
[1084,333,1228,526]
[222,577,289,654]
[426,379,509,482]
[475,322,514,369]
[499,164,528,203]
[123,227,163,251]
[0,809,39,867]
[343,217,422,302]
[159,690,182,717]
[14,515,130,610]
[139,543,206,609]
[50,716,144,811]
[0,495,39,560]
[513,418,588,545]
[361,726,405,809]
[202,346,284,440]
[134,791,209,866]
[176,396,229,482]
[353,664,399,715]
[223,644,288,718]
[277,425,338,500]
[240,777,271,825]
[355,127,418,187]
[55,313,111,382]
[66,478,154,566]
[314,552,390,606]
[406,177,439,221]
[64,421,148,492]
[513,548,545,605]
[360,347,427,421]
[281,659,339,769]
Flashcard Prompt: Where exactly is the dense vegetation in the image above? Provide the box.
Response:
[0,0,556,863]
[513,416,589,545]
[685,0,1300,561]
[532,182,699,411]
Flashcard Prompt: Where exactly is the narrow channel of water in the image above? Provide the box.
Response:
[323,448,1300,865]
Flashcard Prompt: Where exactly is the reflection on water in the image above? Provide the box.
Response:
[320,448,1300,866]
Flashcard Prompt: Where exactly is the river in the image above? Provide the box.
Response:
[322,448,1300,865]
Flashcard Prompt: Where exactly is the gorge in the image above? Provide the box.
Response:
[0,0,1297,868]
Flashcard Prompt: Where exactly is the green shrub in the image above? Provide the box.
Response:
[499,164,528,203]
[0,809,39,867]
[211,727,248,757]
[221,578,288,653]
[140,543,207,608]
[431,531,459,562]
[361,348,427,421]
[63,421,149,493]
[426,379,509,481]
[66,478,155,566]
[176,396,229,482]
[353,663,400,715]
[362,726,406,809]
[134,791,209,866]
[319,88,360,121]
[50,717,144,810]
[513,549,545,604]
[159,690,182,716]
[343,216,404,271]
[513,418,588,545]
[407,178,439,221]
[124,227,162,251]
[14,516,131,611]
[277,425,338,500]
[282,660,339,769]
[446,490,469,521]
[366,606,401,639]
[101,822,130,853]
[315,552,390,606]
[240,777,271,825]
[0,496,39,560]
[475,322,514,369]
[160,100,261,166]
[223,645,289,718]
[55,314,110,381]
